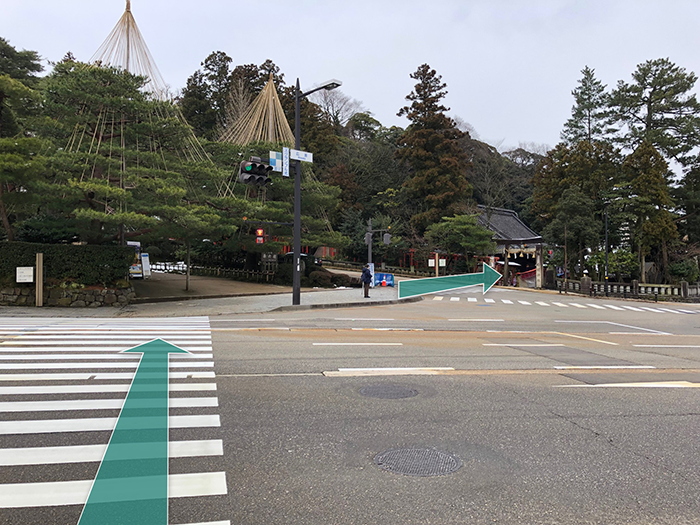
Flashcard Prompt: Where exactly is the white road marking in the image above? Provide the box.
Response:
[634,345,700,348]
[518,301,532,305]
[677,309,699,314]
[603,304,625,311]
[0,362,213,370]
[450,297,460,302]
[639,307,665,313]
[0,383,217,395]
[484,298,495,303]
[335,318,395,321]
[312,342,402,346]
[586,304,607,310]
[0,439,224,466]
[448,319,504,322]
[0,371,216,381]
[552,302,569,307]
[554,365,655,370]
[502,300,514,304]
[0,414,220,435]
[570,303,587,308]
[557,381,699,388]
[0,471,227,508]
[0,397,218,413]
[554,320,670,335]
[536,301,550,306]
[0,354,212,360]
[467,297,477,302]
[325,367,454,377]
[620,305,644,312]
[483,344,564,347]
[658,308,684,314]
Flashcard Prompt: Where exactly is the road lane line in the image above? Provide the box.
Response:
[620,306,644,312]
[555,320,669,336]
[554,365,655,370]
[570,303,587,308]
[449,319,504,322]
[313,342,403,346]
[502,300,514,304]
[450,297,460,301]
[325,367,454,377]
[639,307,665,313]
[658,308,684,314]
[518,301,532,305]
[0,440,224,466]
[335,318,395,321]
[484,298,495,303]
[468,297,477,302]
[0,471,227,508]
[552,302,569,307]
[483,344,565,347]
[585,304,607,309]
[557,381,700,388]
[634,345,700,348]
[536,301,550,306]
[432,296,444,301]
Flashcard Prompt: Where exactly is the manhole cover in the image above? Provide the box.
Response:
[359,384,418,399]
[374,448,462,477]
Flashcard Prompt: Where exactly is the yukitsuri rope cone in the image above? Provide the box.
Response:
[70,0,211,191]
[219,74,295,147]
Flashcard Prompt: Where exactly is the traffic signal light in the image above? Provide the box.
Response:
[256,228,265,244]
[238,157,273,186]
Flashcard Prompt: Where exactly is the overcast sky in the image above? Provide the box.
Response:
[3,1,700,151]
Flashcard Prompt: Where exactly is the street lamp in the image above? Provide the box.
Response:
[292,78,342,305]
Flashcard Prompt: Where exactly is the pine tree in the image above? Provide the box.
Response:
[609,58,700,165]
[396,64,471,235]
[561,66,611,144]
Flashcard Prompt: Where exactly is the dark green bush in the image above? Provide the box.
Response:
[309,270,333,287]
[0,242,134,286]
[331,273,351,287]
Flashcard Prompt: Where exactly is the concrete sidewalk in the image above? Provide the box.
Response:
[0,271,412,318]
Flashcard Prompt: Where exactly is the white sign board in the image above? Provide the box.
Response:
[428,259,435,267]
[290,149,313,163]
[16,267,34,283]
[439,259,447,267]
[282,147,290,178]
[269,151,283,172]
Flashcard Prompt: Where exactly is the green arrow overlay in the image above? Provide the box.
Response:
[77,339,190,525]
[398,264,502,299]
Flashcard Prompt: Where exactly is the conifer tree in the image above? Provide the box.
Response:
[561,66,612,145]
[396,64,471,235]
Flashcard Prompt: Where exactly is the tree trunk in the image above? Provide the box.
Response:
[185,241,191,291]
[662,239,670,283]
[0,183,15,242]
[640,246,646,284]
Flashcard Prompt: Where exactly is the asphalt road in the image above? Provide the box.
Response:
[2,287,700,524]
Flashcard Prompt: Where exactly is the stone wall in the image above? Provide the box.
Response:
[0,287,135,307]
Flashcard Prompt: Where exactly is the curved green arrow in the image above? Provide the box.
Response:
[77,339,190,525]
[398,264,502,299]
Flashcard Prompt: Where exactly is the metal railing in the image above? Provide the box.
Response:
[150,262,275,282]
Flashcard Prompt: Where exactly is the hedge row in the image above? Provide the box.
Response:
[0,242,135,286]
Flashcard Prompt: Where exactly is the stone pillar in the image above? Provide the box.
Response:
[681,281,689,299]
[535,245,543,289]
[581,275,592,295]
[632,280,639,297]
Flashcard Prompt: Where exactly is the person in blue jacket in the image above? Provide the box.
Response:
[361,264,372,298]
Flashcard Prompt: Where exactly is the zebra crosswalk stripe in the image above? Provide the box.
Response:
[428,295,699,315]
[0,316,227,523]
